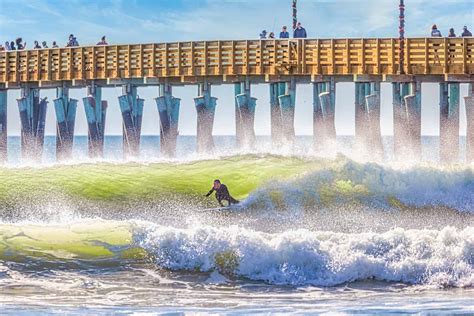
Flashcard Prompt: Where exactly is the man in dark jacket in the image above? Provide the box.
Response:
[461,26,472,37]
[205,179,239,207]
[280,26,290,38]
[293,22,307,38]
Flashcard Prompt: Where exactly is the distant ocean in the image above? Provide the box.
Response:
[3,135,469,164]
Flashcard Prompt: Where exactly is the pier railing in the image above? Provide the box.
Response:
[0,38,473,84]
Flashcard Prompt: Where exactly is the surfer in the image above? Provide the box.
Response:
[205,179,239,207]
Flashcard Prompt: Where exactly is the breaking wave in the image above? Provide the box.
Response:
[137,224,474,287]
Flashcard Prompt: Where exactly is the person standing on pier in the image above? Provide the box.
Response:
[448,28,456,37]
[66,34,79,47]
[15,38,26,50]
[461,26,472,37]
[293,22,307,38]
[33,41,41,49]
[97,36,108,45]
[431,24,442,37]
[52,41,59,48]
[279,26,290,38]
[259,30,268,39]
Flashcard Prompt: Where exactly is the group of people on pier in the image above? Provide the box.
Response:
[260,22,308,39]
[0,35,108,52]
[431,25,472,37]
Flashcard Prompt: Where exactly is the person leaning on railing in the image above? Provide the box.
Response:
[461,26,472,37]
[96,36,108,45]
[431,24,442,37]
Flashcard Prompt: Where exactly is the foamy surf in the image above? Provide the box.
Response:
[136,223,474,288]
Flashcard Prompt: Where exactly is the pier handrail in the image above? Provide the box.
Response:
[0,37,473,84]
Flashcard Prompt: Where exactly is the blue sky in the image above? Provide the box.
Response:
[0,0,473,136]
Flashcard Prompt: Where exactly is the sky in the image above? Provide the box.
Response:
[0,0,473,136]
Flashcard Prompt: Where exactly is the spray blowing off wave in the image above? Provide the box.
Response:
[244,158,474,212]
[137,224,474,287]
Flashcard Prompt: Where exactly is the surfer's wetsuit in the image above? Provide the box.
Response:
[206,184,239,207]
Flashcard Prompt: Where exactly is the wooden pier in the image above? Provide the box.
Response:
[0,37,473,162]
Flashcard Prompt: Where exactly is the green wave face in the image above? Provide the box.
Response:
[0,155,326,204]
[0,220,138,261]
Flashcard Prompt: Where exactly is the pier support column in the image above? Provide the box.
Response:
[118,84,144,158]
[53,87,77,160]
[235,81,257,149]
[313,79,336,153]
[465,84,474,163]
[155,84,180,157]
[194,83,217,153]
[393,82,421,160]
[83,85,107,158]
[355,82,383,159]
[17,87,48,162]
[439,83,460,163]
[0,90,6,162]
[270,80,296,145]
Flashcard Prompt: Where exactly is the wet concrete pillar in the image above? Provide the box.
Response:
[118,84,144,158]
[365,82,384,159]
[269,82,286,145]
[194,83,217,153]
[465,83,474,163]
[235,81,257,149]
[17,87,48,162]
[155,84,180,157]
[0,90,6,162]
[82,85,107,158]
[53,87,77,160]
[313,79,336,153]
[439,83,460,163]
[393,82,421,160]
[355,82,383,159]
[270,80,296,146]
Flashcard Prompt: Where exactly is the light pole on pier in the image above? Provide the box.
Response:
[292,0,297,30]
[399,0,405,74]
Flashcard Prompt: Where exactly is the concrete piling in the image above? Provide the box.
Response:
[313,80,336,153]
[393,82,421,160]
[118,84,144,158]
[355,82,383,159]
[465,84,474,163]
[235,82,257,149]
[270,81,296,145]
[53,87,77,160]
[155,84,180,157]
[439,83,460,163]
[82,85,107,158]
[17,87,48,162]
[0,90,6,162]
[194,83,217,153]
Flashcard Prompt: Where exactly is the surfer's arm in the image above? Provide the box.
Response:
[205,188,214,197]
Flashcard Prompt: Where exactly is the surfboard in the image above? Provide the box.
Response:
[202,204,243,212]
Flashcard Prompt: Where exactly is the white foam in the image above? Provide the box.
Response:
[245,159,474,212]
[136,224,474,288]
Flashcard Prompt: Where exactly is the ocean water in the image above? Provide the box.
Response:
[0,135,473,314]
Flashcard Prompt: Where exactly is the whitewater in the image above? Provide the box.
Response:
[1,136,473,314]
